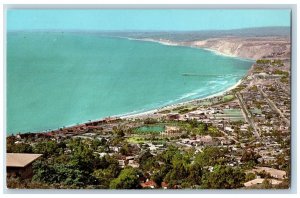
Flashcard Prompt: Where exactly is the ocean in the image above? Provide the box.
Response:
[6,32,253,134]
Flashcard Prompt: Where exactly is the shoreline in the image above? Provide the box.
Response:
[9,78,245,135]
[120,78,243,119]
[7,36,252,135]
[199,47,255,62]
[119,36,255,61]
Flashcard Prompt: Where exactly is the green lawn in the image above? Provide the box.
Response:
[133,124,165,134]
[214,109,245,122]
[127,137,145,144]
[223,94,235,102]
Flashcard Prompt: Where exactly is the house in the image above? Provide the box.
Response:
[161,182,168,189]
[167,113,180,120]
[164,126,180,134]
[250,167,287,179]
[198,135,213,144]
[140,180,158,189]
[188,110,205,118]
[125,156,135,161]
[104,117,121,123]
[6,153,42,179]
[244,178,282,187]
[224,126,234,133]
[128,160,140,168]
[118,160,125,168]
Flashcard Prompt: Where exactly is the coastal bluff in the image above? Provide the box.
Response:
[188,37,290,60]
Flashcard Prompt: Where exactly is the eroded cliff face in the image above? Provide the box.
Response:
[189,37,291,60]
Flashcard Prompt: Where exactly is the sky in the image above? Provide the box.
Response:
[7,9,291,31]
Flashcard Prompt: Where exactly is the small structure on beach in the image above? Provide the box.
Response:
[6,153,42,179]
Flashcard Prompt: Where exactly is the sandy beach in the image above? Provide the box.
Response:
[120,78,243,120]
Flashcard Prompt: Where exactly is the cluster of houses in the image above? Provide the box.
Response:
[261,83,291,122]
[236,64,291,169]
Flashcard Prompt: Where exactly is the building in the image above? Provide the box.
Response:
[140,180,158,189]
[165,126,180,133]
[6,153,42,179]
[161,126,181,137]
[248,167,287,179]
[161,182,168,189]
[167,113,180,120]
[244,178,282,187]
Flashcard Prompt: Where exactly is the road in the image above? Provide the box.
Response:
[235,93,261,139]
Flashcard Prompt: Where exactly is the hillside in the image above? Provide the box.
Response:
[188,37,291,60]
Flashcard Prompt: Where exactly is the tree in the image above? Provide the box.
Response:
[32,160,56,183]
[245,172,256,182]
[32,160,98,187]
[240,149,260,166]
[52,163,97,187]
[261,179,273,189]
[201,165,246,189]
[93,168,114,188]
[164,160,188,185]
[198,122,208,132]
[7,141,33,153]
[91,138,102,151]
[188,119,199,128]
[93,162,120,188]
[159,145,180,165]
[257,170,271,179]
[69,145,100,172]
[138,149,153,164]
[119,143,130,155]
[140,157,158,172]
[187,163,203,186]
[276,179,290,189]
[33,141,59,157]
[151,164,170,187]
[113,128,125,137]
[194,147,227,167]
[109,167,140,189]
[144,118,158,124]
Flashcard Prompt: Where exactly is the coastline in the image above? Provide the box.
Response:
[120,78,243,119]
[92,37,252,120]
[120,36,255,61]
[199,47,255,62]
[9,77,244,135]
[7,36,252,135]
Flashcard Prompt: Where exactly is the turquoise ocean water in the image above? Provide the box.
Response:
[7,32,253,134]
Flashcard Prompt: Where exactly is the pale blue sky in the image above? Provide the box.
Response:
[7,9,291,31]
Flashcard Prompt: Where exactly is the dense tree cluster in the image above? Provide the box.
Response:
[7,136,248,189]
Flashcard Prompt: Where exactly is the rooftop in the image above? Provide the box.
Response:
[6,153,42,168]
[244,178,282,187]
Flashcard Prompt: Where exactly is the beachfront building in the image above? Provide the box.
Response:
[6,153,42,179]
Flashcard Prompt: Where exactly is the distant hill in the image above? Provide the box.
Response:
[94,26,290,42]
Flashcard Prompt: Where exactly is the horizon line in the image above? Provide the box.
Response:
[7,25,291,33]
